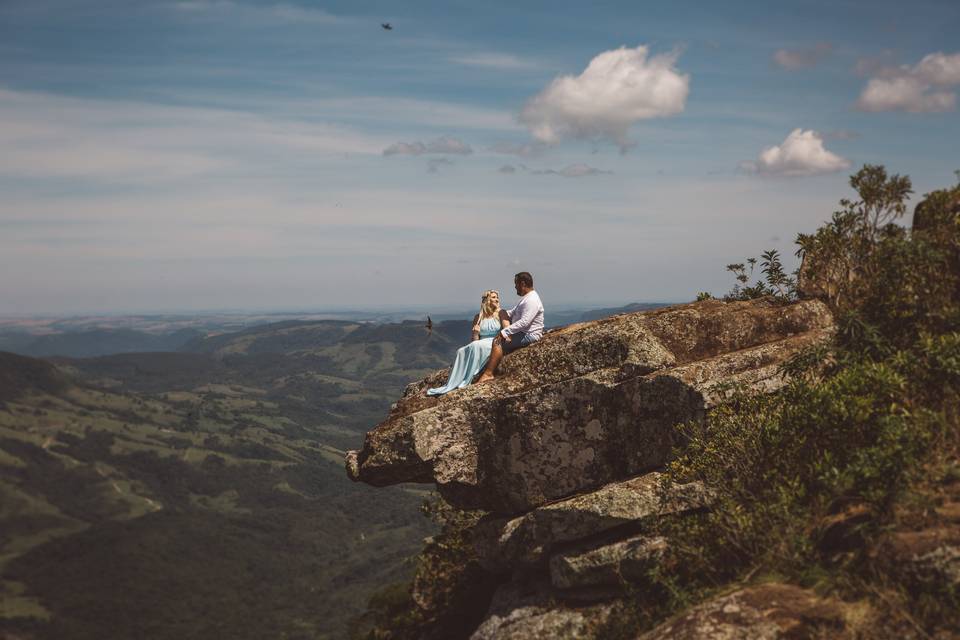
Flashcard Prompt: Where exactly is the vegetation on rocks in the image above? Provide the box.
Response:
[601,166,960,637]
[356,166,960,639]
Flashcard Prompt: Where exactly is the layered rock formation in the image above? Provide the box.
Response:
[346,297,833,514]
[344,297,846,639]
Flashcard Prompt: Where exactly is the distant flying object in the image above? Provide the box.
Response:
[425,316,433,334]
[381,23,392,30]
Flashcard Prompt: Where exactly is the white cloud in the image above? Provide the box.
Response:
[450,53,539,71]
[773,43,831,70]
[742,129,850,177]
[856,52,960,113]
[498,165,517,174]
[519,45,689,150]
[382,136,473,156]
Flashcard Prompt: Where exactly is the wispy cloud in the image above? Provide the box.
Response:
[488,141,547,157]
[450,52,540,71]
[772,43,832,70]
[520,45,689,151]
[427,157,455,173]
[856,51,960,113]
[170,0,341,24]
[740,129,850,177]
[499,163,612,178]
[823,129,860,140]
[311,97,520,132]
[383,136,473,156]
[0,87,386,183]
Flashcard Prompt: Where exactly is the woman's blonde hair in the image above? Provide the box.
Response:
[479,290,500,320]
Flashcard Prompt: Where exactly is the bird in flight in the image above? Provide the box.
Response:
[381,23,392,30]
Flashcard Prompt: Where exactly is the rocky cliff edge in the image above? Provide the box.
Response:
[345,297,833,514]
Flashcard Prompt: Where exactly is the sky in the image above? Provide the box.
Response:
[1,0,958,314]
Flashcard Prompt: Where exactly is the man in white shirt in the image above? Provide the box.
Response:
[476,271,544,383]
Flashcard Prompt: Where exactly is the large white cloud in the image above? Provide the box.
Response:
[742,129,850,177]
[382,136,473,156]
[519,45,689,149]
[857,52,960,113]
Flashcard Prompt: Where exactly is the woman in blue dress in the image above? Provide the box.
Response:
[427,290,508,396]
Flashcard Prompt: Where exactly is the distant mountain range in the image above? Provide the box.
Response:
[0,302,672,359]
[0,328,203,359]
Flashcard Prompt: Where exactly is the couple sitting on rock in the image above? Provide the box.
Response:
[427,271,545,396]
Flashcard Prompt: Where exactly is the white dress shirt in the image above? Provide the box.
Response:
[502,290,545,340]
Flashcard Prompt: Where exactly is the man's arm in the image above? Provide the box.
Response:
[501,300,538,337]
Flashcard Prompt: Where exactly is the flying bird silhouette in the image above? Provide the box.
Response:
[381,23,392,30]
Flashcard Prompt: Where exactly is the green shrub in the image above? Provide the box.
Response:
[604,166,960,637]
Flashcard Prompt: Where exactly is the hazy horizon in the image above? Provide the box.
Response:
[0,298,676,321]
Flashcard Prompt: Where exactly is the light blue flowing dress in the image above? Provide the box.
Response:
[427,316,501,396]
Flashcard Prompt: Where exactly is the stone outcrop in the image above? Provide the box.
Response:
[636,583,850,640]
[549,533,667,591]
[469,577,612,640]
[346,298,833,514]
[884,526,960,588]
[472,471,710,571]
[346,296,846,639]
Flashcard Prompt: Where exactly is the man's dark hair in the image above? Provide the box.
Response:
[514,272,534,288]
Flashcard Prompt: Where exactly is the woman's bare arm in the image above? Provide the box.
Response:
[471,314,481,341]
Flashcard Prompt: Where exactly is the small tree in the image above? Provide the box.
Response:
[796,164,913,308]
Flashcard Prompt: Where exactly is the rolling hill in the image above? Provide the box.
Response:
[0,350,435,640]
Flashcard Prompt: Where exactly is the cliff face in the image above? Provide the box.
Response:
[344,297,851,639]
[346,297,833,514]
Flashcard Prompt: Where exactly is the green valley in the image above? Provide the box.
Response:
[0,318,477,639]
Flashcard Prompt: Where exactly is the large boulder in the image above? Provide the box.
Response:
[636,583,850,640]
[346,298,833,513]
[473,471,710,571]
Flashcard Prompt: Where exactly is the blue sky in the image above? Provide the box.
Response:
[1,0,958,314]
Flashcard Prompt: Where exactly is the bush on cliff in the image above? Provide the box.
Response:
[604,166,960,637]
